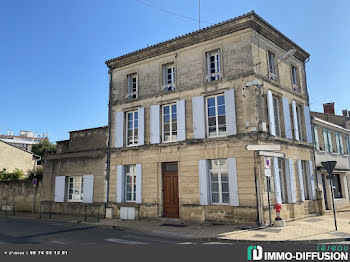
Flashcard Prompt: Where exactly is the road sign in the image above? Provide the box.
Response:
[321,161,337,175]
[265,157,271,169]
[32,178,38,188]
[246,144,281,151]
[259,151,286,158]
[265,169,272,177]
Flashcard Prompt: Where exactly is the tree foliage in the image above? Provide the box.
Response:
[0,168,24,181]
[32,140,56,157]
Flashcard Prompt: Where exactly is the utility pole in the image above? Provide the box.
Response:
[198,0,200,30]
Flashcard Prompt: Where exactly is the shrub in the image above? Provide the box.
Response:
[26,167,43,180]
[0,168,24,181]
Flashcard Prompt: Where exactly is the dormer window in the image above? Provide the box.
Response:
[206,49,221,82]
[162,63,175,91]
[127,73,138,99]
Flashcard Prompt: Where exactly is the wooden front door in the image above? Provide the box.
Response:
[163,162,179,218]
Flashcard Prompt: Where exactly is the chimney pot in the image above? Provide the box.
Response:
[323,102,335,115]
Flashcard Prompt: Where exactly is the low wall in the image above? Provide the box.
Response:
[0,180,40,212]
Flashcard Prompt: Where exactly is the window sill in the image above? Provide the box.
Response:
[67,200,83,203]
[162,140,178,144]
[126,144,139,148]
[210,203,230,206]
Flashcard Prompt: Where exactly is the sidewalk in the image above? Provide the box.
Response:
[3,207,350,243]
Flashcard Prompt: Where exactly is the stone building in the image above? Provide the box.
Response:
[99,11,318,224]
[312,106,350,211]
[41,126,107,214]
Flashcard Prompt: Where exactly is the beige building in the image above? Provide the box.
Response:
[312,108,350,211]
[47,11,319,225]
[0,140,40,173]
[41,127,107,214]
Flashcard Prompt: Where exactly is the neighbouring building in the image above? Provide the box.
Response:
[41,126,107,214]
[0,140,40,173]
[0,130,48,152]
[48,11,319,225]
[312,104,350,211]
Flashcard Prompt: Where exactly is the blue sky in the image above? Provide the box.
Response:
[1,0,349,142]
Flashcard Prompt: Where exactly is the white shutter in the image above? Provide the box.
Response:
[297,160,305,202]
[227,158,239,206]
[115,111,124,148]
[198,159,209,205]
[336,133,340,154]
[306,160,316,200]
[150,105,160,144]
[225,89,237,136]
[339,134,344,154]
[292,100,299,141]
[83,175,94,203]
[192,96,206,139]
[176,100,186,141]
[273,158,282,204]
[127,75,132,94]
[282,97,292,139]
[116,165,125,203]
[206,52,210,79]
[54,176,65,203]
[314,127,319,150]
[323,129,329,152]
[328,131,333,152]
[267,90,276,136]
[304,105,313,143]
[162,65,167,87]
[284,159,296,203]
[136,164,142,204]
[217,49,221,73]
[138,107,145,146]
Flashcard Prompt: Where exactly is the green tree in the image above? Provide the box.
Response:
[0,168,24,181]
[32,140,56,157]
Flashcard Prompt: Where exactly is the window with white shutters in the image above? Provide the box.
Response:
[126,111,138,146]
[207,95,226,137]
[68,176,83,202]
[162,104,177,142]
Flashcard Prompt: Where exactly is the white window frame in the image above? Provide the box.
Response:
[206,50,221,82]
[126,73,138,99]
[273,96,281,137]
[126,111,138,146]
[206,94,226,138]
[162,103,177,142]
[163,64,175,91]
[67,176,83,202]
[296,104,304,141]
[125,165,137,202]
[209,159,229,205]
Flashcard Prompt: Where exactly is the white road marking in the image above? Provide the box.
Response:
[51,240,65,244]
[105,238,148,245]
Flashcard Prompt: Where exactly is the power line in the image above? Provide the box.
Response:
[134,0,214,26]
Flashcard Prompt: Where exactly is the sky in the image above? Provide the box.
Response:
[1,0,349,143]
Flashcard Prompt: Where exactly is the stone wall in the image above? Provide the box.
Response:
[0,180,40,212]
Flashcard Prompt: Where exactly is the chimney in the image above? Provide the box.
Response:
[323,102,335,115]
[10,130,13,136]
[7,129,9,136]
[342,110,349,117]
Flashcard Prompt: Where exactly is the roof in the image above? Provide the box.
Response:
[105,10,310,68]
[69,126,108,133]
[0,140,41,160]
[313,117,350,133]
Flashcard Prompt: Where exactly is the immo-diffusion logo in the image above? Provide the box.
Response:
[247,245,263,261]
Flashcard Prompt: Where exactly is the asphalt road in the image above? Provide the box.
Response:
[0,216,229,246]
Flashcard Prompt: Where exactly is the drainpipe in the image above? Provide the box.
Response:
[105,69,113,217]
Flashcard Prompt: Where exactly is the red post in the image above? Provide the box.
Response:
[275,203,282,220]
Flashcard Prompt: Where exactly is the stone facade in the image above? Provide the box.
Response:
[103,11,319,225]
[42,127,107,214]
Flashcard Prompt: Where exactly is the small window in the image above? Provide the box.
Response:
[126,111,138,146]
[301,161,310,200]
[296,105,304,141]
[268,51,277,81]
[291,66,300,92]
[207,95,226,137]
[127,73,138,99]
[68,176,83,202]
[206,50,221,82]
[162,104,177,142]
[273,96,281,137]
[163,64,175,91]
[209,159,229,204]
[125,165,136,202]
[333,174,342,199]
